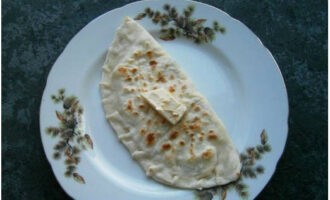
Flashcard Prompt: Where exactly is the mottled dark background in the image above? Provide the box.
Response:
[2,0,327,199]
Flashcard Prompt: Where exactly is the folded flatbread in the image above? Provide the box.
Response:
[100,17,241,189]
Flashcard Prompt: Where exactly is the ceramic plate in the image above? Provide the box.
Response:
[39,0,288,199]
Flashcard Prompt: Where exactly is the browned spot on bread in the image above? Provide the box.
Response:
[189,133,196,142]
[194,106,201,112]
[189,123,201,131]
[134,77,139,81]
[149,60,157,66]
[168,86,175,93]
[140,129,146,136]
[126,100,133,111]
[192,117,200,123]
[146,133,155,146]
[207,131,218,140]
[169,74,174,80]
[139,104,145,109]
[189,143,196,160]
[181,123,189,133]
[133,112,139,116]
[161,143,171,151]
[152,86,158,90]
[146,51,153,59]
[198,132,204,141]
[202,149,213,159]
[143,82,148,87]
[147,119,152,126]
[130,68,138,74]
[148,75,154,82]
[179,140,185,146]
[161,118,167,124]
[181,85,187,90]
[118,67,127,75]
[133,51,143,58]
[125,76,132,82]
[169,131,179,140]
[156,72,166,83]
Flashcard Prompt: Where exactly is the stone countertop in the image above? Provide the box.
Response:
[2,0,327,199]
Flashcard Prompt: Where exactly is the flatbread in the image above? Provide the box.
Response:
[100,17,241,189]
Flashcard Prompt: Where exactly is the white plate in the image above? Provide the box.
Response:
[39,0,288,199]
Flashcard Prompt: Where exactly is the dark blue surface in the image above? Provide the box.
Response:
[2,0,327,199]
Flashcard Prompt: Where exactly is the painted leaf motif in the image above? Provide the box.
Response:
[261,129,268,145]
[65,147,72,157]
[134,13,146,20]
[84,134,93,149]
[47,89,92,184]
[160,35,175,41]
[55,111,64,122]
[221,189,227,200]
[194,18,206,24]
[73,173,85,184]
